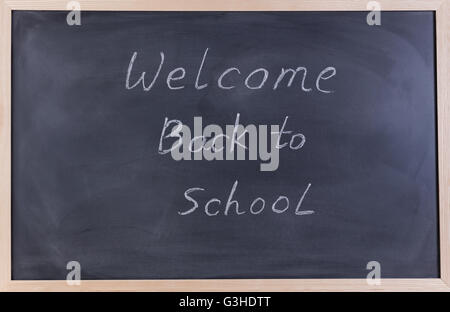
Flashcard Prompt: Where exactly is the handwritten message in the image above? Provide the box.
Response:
[125,48,337,216]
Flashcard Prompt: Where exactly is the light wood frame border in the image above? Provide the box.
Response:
[0,0,449,292]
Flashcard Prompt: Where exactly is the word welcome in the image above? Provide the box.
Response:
[125,48,336,92]
[158,114,306,171]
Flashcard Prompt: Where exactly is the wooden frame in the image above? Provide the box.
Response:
[0,0,448,292]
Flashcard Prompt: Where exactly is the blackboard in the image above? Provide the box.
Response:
[12,11,439,280]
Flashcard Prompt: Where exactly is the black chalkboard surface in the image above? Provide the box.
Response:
[12,11,438,279]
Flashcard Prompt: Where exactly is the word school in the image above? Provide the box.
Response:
[158,114,306,171]
[181,180,313,216]
[125,48,336,92]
